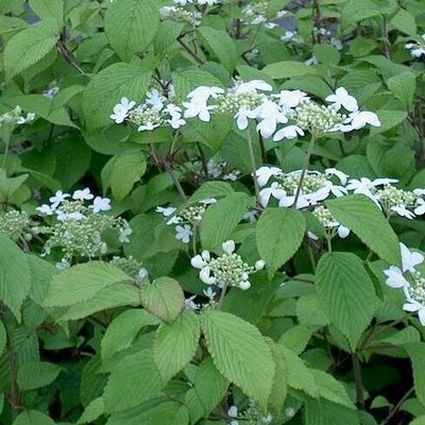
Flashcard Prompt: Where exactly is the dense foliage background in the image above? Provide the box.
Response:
[1,0,425,424]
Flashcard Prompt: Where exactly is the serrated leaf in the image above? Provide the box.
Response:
[267,340,288,414]
[105,0,159,61]
[17,361,62,391]
[102,309,160,361]
[316,252,378,350]
[43,262,132,307]
[103,350,164,413]
[0,234,31,321]
[82,61,152,130]
[154,310,200,381]
[263,61,319,79]
[201,192,253,250]
[0,320,5,357]
[256,208,306,277]
[326,195,401,266]
[140,277,184,323]
[201,310,275,409]
[189,181,234,204]
[391,9,417,35]
[304,399,360,425]
[12,411,55,425]
[5,24,59,79]
[78,397,104,424]
[29,0,63,31]
[405,343,425,406]
[387,72,416,108]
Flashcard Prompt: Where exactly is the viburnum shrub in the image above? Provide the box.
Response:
[1,1,425,425]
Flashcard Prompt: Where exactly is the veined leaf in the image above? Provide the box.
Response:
[13,411,55,425]
[405,343,425,406]
[201,310,275,409]
[17,361,62,391]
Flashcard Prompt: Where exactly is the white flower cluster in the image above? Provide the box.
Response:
[191,240,265,291]
[110,88,186,132]
[207,158,241,181]
[405,34,425,58]
[182,82,381,140]
[242,1,287,29]
[160,0,219,26]
[281,30,305,45]
[36,188,132,265]
[0,210,36,242]
[312,205,350,239]
[156,198,216,243]
[0,106,35,127]
[256,166,425,220]
[228,403,274,425]
[384,243,425,325]
[110,255,149,284]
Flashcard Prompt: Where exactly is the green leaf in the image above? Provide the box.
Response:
[101,309,160,362]
[43,262,132,307]
[0,234,31,321]
[267,340,288,414]
[201,192,253,250]
[17,361,62,391]
[201,310,275,409]
[263,61,319,79]
[387,72,416,109]
[0,169,28,204]
[391,9,417,35]
[341,0,382,29]
[199,27,238,72]
[316,252,378,350]
[189,181,234,204]
[82,61,152,130]
[140,277,185,323]
[103,350,164,413]
[105,0,159,61]
[371,110,408,134]
[5,24,59,80]
[13,411,55,425]
[326,195,401,266]
[184,357,228,422]
[29,0,63,31]
[405,343,425,406]
[304,399,360,425]
[78,397,104,424]
[0,320,5,357]
[256,208,306,277]
[154,310,200,381]
[103,151,147,201]
[410,416,425,425]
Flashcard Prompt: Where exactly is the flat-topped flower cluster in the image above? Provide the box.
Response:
[160,0,220,26]
[36,188,132,266]
[0,106,35,127]
[384,244,425,325]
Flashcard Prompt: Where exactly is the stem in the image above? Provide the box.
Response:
[293,135,317,208]
[192,225,198,256]
[217,283,229,310]
[246,129,260,205]
[57,37,87,76]
[177,38,204,64]
[196,143,209,177]
[166,166,188,201]
[380,387,414,425]
[352,353,365,409]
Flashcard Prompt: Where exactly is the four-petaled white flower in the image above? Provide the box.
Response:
[91,196,111,213]
[414,198,425,216]
[49,190,70,208]
[273,124,304,141]
[400,243,424,273]
[73,188,94,201]
[325,87,358,112]
[37,204,54,215]
[255,166,282,187]
[175,224,193,243]
[384,265,409,288]
[343,111,381,131]
[110,97,136,124]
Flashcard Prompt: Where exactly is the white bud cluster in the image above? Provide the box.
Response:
[110,255,148,284]
[312,205,350,239]
[36,188,131,263]
[207,159,241,181]
[242,1,287,29]
[191,240,265,291]
[0,106,35,127]
[0,210,36,242]
[160,0,220,26]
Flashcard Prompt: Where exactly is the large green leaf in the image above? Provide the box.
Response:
[256,208,306,277]
[82,61,152,129]
[43,262,132,307]
[406,343,425,406]
[17,361,62,391]
[101,309,160,361]
[0,320,5,357]
[200,192,253,250]
[29,0,63,31]
[316,252,378,350]
[140,277,184,323]
[4,24,59,79]
[387,72,416,109]
[105,0,159,61]
[0,234,31,320]
[267,340,288,414]
[13,411,55,425]
[326,195,401,266]
[153,310,200,381]
[201,310,275,409]
[263,61,319,79]
[304,399,360,425]
[103,350,164,413]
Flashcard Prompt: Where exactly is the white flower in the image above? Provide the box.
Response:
[400,243,424,273]
[274,90,309,109]
[37,204,54,215]
[222,240,235,255]
[235,107,255,130]
[156,206,177,217]
[255,166,282,187]
[203,286,216,299]
[384,266,409,288]
[72,188,94,201]
[191,254,207,269]
[325,168,349,185]
[187,86,224,102]
[168,114,186,129]
[175,224,193,243]
[254,101,288,139]
[137,268,149,281]
[234,80,272,94]
[337,225,350,238]
[110,97,136,124]
[119,225,133,243]
[344,111,381,131]
[200,198,217,205]
[239,280,251,290]
[255,259,266,270]
[174,0,192,4]
[183,98,212,122]
[185,295,199,310]
[91,196,111,213]
[414,198,425,216]
[273,125,304,141]
[403,291,425,325]
[259,182,286,207]
[391,205,415,219]
[49,190,70,208]
[325,87,358,112]
[228,406,238,418]
[199,266,217,285]
[146,89,165,111]
[414,189,425,196]
[198,0,220,5]
[138,122,160,132]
